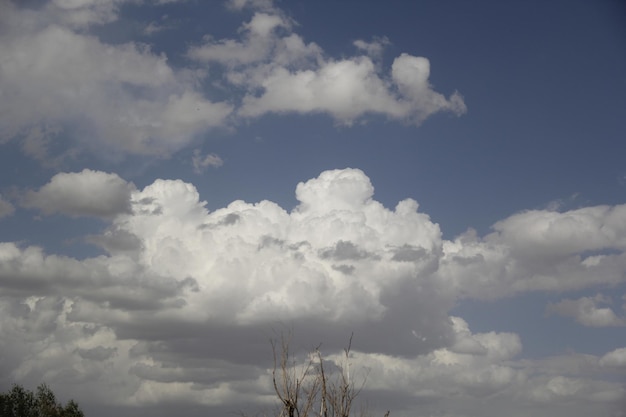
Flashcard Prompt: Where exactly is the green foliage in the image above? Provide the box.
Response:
[0,383,84,417]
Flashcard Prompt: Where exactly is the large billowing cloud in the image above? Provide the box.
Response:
[1,168,625,416]
[78,168,454,356]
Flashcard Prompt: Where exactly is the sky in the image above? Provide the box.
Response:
[0,0,625,416]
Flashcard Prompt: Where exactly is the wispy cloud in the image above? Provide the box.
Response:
[0,195,14,218]
[192,149,224,173]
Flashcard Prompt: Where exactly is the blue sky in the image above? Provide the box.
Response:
[0,1,625,416]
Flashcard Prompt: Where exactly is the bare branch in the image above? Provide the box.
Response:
[263,332,388,417]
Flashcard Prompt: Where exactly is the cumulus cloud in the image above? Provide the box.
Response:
[188,3,466,125]
[546,294,626,327]
[21,169,135,218]
[2,168,625,416]
[237,53,466,125]
[97,168,450,342]
[437,205,626,299]
[0,167,455,412]
[6,169,452,348]
[0,0,466,163]
[490,206,626,258]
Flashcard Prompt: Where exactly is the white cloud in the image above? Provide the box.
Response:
[0,167,455,410]
[46,0,129,28]
[391,54,467,121]
[279,320,522,405]
[0,294,142,405]
[188,12,294,65]
[237,53,466,125]
[600,347,626,367]
[237,57,404,121]
[546,294,626,327]
[0,195,14,218]
[192,149,224,173]
[1,168,625,416]
[43,0,187,28]
[525,375,622,404]
[490,206,626,258]
[322,319,622,415]
[8,168,626,334]
[0,1,232,159]
[143,15,176,36]
[4,168,448,358]
[188,5,466,125]
[21,169,135,218]
[437,205,626,299]
[107,168,448,331]
[0,242,189,313]
[353,36,390,61]
[0,0,466,163]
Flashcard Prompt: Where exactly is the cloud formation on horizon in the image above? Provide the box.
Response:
[1,167,624,416]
